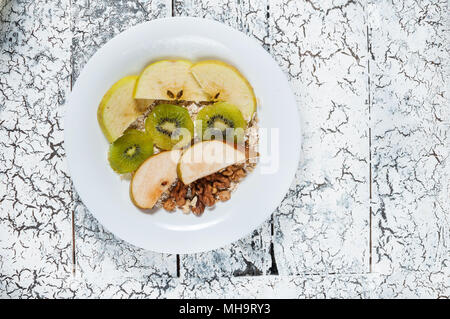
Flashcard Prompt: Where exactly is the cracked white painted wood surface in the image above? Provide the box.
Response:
[368,0,449,276]
[63,271,450,298]
[171,271,448,298]
[0,0,448,298]
[0,0,73,298]
[268,0,370,275]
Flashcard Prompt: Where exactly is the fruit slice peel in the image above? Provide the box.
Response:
[145,104,194,150]
[178,140,246,184]
[130,150,182,209]
[108,129,154,174]
[196,102,247,143]
[134,59,208,102]
[190,60,256,122]
[98,75,147,142]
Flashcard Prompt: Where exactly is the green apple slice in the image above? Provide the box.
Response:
[190,60,257,121]
[134,59,208,102]
[178,140,246,184]
[130,150,182,209]
[97,75,149,142]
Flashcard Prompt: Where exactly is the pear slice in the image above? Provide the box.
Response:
[130,150,182,209]
[134,59,208,102]
[98,76,149,142]
[178,140,246,184]
[190,60,256,122]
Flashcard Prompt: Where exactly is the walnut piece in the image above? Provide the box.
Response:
[221,167,234,177]
[192,199,205,215]
[163,199,176,211]
[231,168,246,182]
[218,190,231,202]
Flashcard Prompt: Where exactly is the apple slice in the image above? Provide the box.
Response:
[178,140,246,184]
[190,60,256,121]
[130,150,182,209]
[134,59,208,102]
[98,75,149,142]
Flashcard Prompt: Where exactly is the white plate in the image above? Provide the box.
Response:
[65,17,301,254]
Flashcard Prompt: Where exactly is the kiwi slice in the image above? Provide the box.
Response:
[108,129,154,174]
[196,102,247,143]
[145,104,194,150]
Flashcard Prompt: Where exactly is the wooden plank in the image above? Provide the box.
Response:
[174,0,273,278]
[268,0,370,275]
[369,0,449,274]
[70,0,179,297]
[174,271,448,298]
[175,274,374,298]
[0,0,73,297]
[174,0,269,47]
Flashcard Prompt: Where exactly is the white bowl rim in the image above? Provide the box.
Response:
[64,17,301,254]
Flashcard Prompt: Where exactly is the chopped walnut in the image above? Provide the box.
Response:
[170,181,188,208]
[215,174,231,186]
[218,190,231,202]
[221,167,234,177]
[231,168,246,182]
[201,194,215,207]
[163,199,176,211]
[176,196,186,207]
[192,199,205,215]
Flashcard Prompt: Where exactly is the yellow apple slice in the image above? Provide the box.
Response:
[134,59,208,101]
[130,150,182,209]
[98,75,148,142]
[190,60,256,121]
[178,140,246,184]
